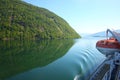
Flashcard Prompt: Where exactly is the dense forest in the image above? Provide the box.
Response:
[0,0,80,40]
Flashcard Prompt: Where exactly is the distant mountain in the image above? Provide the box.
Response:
[79,33,91,37]
[91,29,120,37]
[0,0,80,40]
[91,31,106,37]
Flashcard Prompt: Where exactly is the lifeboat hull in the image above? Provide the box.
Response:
[96,38,120,56]
[96,46,120,56]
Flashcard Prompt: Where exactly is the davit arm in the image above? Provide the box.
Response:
[106,29,120,43]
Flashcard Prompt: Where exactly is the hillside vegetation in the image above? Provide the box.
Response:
[0,0,80,40]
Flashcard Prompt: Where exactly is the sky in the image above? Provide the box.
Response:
[23,0,120,34]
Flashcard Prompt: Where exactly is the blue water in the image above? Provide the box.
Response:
[0,37,106,80]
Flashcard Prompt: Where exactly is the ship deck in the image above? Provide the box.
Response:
[88,57,120,80]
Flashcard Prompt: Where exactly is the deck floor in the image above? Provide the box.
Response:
[89,60,120,80]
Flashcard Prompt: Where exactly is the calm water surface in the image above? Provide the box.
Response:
[0,37,106,80]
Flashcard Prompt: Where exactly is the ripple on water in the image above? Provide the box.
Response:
[4,38,106,80]
[72,38,106,80]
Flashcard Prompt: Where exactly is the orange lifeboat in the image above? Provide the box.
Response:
[96,37,120,56]
[96,29,120,56]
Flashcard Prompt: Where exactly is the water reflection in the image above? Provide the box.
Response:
[0,37,106,80]
[0,39,74,80]
[73,38,106,80]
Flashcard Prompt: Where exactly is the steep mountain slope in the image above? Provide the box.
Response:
[0,0,80,40]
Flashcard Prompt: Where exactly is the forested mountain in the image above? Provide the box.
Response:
[0,0,80,40]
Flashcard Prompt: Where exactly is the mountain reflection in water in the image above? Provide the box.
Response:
[0,39,74,80]
[0,37,106,80]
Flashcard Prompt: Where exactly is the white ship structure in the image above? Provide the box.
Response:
[89,29,120,80]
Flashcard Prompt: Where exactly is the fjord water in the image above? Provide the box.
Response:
[0,37,106,80]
